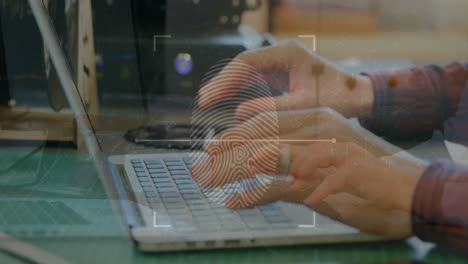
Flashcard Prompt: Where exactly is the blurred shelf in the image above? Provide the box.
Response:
[277,31,468,65]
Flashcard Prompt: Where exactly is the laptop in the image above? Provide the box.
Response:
[30,0,383,251]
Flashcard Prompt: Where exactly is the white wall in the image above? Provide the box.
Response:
[434,0,468,32]
[378,0,468,32]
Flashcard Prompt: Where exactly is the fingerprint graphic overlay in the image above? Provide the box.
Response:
[191,59,280,207]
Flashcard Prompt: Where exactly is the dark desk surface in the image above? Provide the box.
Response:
[0,150,464,264]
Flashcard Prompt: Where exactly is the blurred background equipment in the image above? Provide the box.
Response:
[0,0,98,148]
[0,16,10,107]
[124,0,275,148]
[130,0,265,111]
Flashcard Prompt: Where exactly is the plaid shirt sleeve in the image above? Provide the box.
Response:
[412,160,468,257]
[360,62,468,139]
[362,63,468,256]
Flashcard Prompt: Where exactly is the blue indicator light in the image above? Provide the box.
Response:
[175,53,193,75]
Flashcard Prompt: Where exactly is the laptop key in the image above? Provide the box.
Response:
[156,188,177,194]
[145,191,158,197]
[148,169,167,174]
[171,173,190,178]
[147,197,162,204]
[168,208,188,214]
[177,185,197,191]
[132,163,144,168]
[164,160,182,164]
[140,182,152,187]
[188,204,210,210]
[173,218,194,225]
[221,219,245,229]
[180,189,200,195]
[142,185,153,190]
[157,186,178,192]
[149,205,164,212]
[163,158,180,162]
[173,177,192,182]
[136,172,147,177]
[167,203,186,209]
[144,159,162,164]
[153,178,172,184]
[192,211,215,219]
[167,166,186,171]
[241,215,268,226]
[214,206,234,213]
[183,195,202,201]
[138,177,150,182]
[174,178,194,185]
[150,173,169,179]
[169,213,191,220]
[181,194,200,202]
[161,195,183,201]
[186,200,206,206]
[261,209,284,216]
[146,164,165,169]
[156,183,175,188]
[192,207,213,215]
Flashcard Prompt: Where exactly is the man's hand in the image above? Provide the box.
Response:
[297,142,424,212]
[203,107,401,158]
[191,108,403,192]
[191,107,425,210]
[197,41,374,120]
[313,193,413,239]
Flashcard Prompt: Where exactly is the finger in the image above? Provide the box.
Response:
[303,170,346,206]
[198,60,269,108]
[190,155,214,184]
[225,177,290,209]
[204,112,279,155]
[235,94,310,121]
[280,167,332,203]
[193,141,278,188]
[204,110,317,155]
[198,42,303,109]
[293,143,352,204]
[288,143,344,178]
[306,193,368,225]
[227,166,333,208]
[226,165,335,209]
[307,193,411,238]
[248,142,281,176]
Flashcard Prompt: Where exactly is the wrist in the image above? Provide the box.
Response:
[356,76,374,117]
[382,155,426,212]
[398,170,420,212]
[334,75,374,118]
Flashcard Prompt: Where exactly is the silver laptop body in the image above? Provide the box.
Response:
[109,153,381,251]
[31,0,383,251]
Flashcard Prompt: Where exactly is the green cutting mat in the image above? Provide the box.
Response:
[0,150,464,263]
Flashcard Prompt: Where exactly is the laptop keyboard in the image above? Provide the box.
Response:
[131,158,295,232]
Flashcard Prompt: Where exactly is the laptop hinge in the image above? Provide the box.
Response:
[108,161,142,229]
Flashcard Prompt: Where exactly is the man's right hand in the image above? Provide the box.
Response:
[197,40,374,120]
[191,108,407,204]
